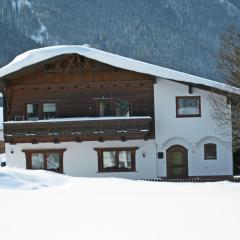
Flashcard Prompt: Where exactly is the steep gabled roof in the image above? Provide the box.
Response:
[0,45,239,95]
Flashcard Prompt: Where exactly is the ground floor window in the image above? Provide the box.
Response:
[23,149,66,173]
[94,147,138,172]
[204,143,217,160]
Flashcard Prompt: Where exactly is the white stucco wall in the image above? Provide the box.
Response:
[154,78,233,176]
[4,78,234,178]
[5,140,157,179]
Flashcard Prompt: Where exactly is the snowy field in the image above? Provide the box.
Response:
[0,167,240,240]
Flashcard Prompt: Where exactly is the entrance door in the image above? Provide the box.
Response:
[166,145,188,178]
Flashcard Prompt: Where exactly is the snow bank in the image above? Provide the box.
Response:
[0,45,240,95]
[0,167,72,189]
[0,167,240,240]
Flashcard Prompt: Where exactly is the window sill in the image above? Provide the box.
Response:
[176,115,201,118]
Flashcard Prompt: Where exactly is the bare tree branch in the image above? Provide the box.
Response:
[210,26,240,151]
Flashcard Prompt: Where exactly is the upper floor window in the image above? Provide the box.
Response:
[43,103,57,119]
[176,96,201,118]
[204,143,217,160]
[99,99,129,117]
[116,100,129,117]
[99,101,113,117]
[27,103,39,120]
[26,102,57,120]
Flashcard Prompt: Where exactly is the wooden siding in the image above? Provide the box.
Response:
[5,54,155,122]
[2,54,155,143]
[0,140,5,153]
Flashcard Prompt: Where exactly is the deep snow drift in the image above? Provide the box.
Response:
[0,167,240,240]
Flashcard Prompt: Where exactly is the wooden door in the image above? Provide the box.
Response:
[166,145,188,178]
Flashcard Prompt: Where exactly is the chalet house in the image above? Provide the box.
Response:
[0,45,239,179]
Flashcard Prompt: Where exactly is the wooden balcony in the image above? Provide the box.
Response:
[3,117,153,144]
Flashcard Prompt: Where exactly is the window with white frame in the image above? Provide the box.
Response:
[176,96,201,117]
[43,103,57,119]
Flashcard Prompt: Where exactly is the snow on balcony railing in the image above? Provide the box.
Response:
[3,116,153,143]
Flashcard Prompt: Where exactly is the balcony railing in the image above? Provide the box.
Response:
[3,116,153,143]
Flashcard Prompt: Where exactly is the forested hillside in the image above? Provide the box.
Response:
[0,0,240,80]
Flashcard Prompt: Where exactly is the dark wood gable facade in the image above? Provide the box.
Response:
[1,54,155,144]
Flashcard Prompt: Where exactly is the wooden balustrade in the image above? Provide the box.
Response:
[4,117,153,144]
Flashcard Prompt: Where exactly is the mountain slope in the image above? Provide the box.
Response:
[0,0,240,80]
[0,20,40,67]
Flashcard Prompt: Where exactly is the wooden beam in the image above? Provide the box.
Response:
[188,85,193,94]
[9,139,16,145]
[144,135,149,141]
[32,139,38,144]
[76,137,82,143]
[227,96,231,105]
[65,56,76,72]
[121,136,127,142]
[0,79,10,122]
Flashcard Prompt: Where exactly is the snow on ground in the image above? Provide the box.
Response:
[0,167,72,189]
[0,168,240,240]
[0,153,5,163]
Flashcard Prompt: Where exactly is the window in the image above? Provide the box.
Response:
[23,149,66,173]
[204,144,217,160]
[99,101,113,116]
[98,99,130,117]
[43,103,57,119]
[116,100,129,117]
[25,102,57,120]
[94,147,138,172]
[27,103,39,120]
[31,153,44,169]
[47,152,61,171]
[176,96,201,117]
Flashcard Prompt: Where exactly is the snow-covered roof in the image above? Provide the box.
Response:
[0,45,239,95]
[4,116,151,124]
